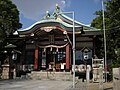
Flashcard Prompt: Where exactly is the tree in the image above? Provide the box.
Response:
[0,0,22,50]
[91,0,120,68]
[106,0,120,28]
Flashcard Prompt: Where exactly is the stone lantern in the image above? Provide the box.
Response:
[2,44,16,79]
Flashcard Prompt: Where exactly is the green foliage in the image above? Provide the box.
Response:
[91,10,103,29]
[91,0,120,68]
[0,0,22,50]
[111,48,120,67]
[94,36,104,59]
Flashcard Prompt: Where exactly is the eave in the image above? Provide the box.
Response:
[18,19,83,36]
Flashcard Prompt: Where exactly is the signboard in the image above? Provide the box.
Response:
[40,26,56,32]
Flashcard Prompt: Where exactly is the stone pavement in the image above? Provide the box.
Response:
[67,81,113,90]
[0,79,72,90]
[0,79,113,90]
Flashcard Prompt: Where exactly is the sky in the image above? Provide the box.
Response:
[11,0,102,29]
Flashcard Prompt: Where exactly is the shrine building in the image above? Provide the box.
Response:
[5,5,102,74]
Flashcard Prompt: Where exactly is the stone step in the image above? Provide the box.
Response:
[28,71,73,81]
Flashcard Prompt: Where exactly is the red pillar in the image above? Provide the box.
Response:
[66,44,70,71]
[34,47,38,70]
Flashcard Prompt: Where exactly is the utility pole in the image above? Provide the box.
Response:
[58,11,75,88]
[102,0,107,82]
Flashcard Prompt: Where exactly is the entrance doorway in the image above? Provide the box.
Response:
[41,47,66,71]
[46,48,57,69]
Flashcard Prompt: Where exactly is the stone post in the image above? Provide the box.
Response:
[86,65,91,83]
[13,68,16,79]
[113,68,120,90]
[99,66,103,90]
[2,64,10,79]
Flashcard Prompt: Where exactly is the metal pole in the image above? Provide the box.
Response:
[58,11,75,88]
[72,11,75,88]
[102,0,107,82]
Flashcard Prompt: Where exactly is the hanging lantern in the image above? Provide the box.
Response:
[50,47,52,51]
[12,53,17,60]
[44,48,46,52]
[56,48,59,52]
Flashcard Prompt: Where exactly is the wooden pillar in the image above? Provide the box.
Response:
[66,44,70,71]
[34,47,38,70]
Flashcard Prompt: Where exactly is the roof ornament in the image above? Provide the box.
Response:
[43,11,50,19]
[55,4,60,13]
[52,4,60,19]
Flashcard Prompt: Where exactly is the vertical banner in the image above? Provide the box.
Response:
[34,47,38,70]
[42,51,46,68]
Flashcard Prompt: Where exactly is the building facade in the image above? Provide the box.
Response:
[4,5,102,74]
